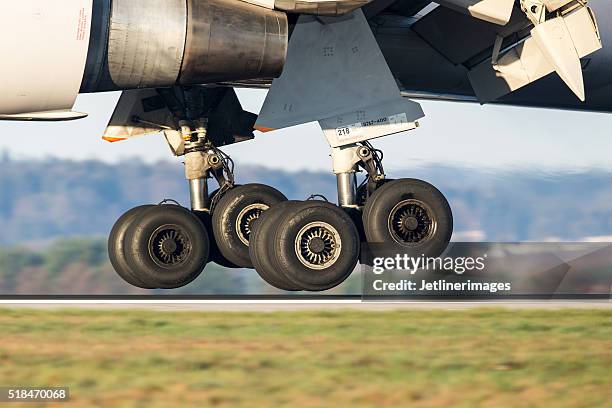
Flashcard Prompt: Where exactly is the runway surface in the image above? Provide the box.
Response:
[1,300,610,312]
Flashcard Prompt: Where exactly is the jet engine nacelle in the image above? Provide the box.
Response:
[82,0,288,91]
[0,0,288,118]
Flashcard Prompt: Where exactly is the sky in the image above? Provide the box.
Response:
[0,88,611,173]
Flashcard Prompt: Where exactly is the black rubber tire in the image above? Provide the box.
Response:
[362,178,453,258]
[193,210,240,269]
[108,205,156,289]
[124,205,210,289]
[250,201,324,291]
[212,184,287,268]
[272,201,360,291]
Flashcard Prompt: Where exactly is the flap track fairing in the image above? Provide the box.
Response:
[468,0,601,103]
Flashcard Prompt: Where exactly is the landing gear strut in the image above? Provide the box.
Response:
[108,86,285,288]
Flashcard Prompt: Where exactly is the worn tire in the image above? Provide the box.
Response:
[212,184,287,268]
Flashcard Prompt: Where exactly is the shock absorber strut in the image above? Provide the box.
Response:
[331,143,385,208]
[331,145,359,208]
[165,118,233,212]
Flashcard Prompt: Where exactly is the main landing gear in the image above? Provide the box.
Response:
[108,88,454,291]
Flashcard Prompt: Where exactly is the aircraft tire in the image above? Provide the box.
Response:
[124,205,210,289]
[108,205,156,289]
[212,184,287,268]
[272,201,360,291]
[250,201,303,290]
[362,178,453,258]
[250,200,333,291]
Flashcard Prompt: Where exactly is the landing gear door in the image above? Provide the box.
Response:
[255,10,424,148]
[103,90,176,143]
[103,87,257,146]
[319,99,420,148]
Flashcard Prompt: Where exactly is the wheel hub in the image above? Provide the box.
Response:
[295,222,342,270]
[388,199,436,246]
[403,216,419,231]
[236,203,270,245]
[149,225,192,267]
[161,239,178,254]
[308,237,326,254]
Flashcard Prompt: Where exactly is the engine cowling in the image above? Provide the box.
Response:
[0,0,287,118]
[0,0,93,117]
[81,0,288,92]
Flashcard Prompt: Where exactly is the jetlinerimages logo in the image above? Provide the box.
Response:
[370,278,512,293]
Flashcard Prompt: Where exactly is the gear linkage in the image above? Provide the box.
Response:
[208,146,236,212]
[356,141,386,203]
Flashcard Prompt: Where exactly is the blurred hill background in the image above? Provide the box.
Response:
[1,155,612,294]
[2,155,612,244]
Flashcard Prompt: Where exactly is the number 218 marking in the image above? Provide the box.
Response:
[336,127,351,137]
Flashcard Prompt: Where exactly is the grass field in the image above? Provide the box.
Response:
[0,308,610,407]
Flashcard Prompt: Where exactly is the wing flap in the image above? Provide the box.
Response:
[275,0,371,15]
